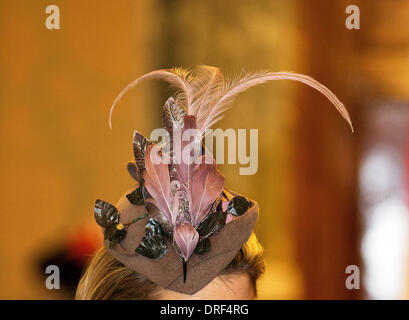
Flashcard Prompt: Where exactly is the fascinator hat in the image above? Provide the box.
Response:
[94,66,352,294]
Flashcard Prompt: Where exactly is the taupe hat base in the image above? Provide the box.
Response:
[104,190,259,294]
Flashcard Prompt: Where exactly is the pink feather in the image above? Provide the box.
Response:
[109,68,194,129]
[190,155,225,227]
[173,224,199,261]
[109,66,353,135]
[143,144,174,225]
[197,71,353,134]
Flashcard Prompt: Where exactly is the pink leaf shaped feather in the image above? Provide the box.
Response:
[143,144,174,225]
[190,155,225,227]
[173,223,199,261]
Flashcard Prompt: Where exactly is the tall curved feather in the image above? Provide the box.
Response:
[199,71,353,133]
[189,66,223,115]
[109,69,193,129]
[109,66,353,135]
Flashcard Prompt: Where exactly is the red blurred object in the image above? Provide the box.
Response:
[66,222,102,266]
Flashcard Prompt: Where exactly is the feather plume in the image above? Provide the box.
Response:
[143,144,174,225]
[188,66,223,115]
[109,69,193,129]
[109,66,352,134]
[197,71,353,133]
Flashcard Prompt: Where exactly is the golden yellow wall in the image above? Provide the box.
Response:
[0,0,155,299]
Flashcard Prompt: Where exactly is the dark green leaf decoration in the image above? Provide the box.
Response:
[133,131,152,173]
[104,224,117,240]
[143,201,158,215]
[135,218,168,259]
[94,200,119,228]
[196,210,227,238]
[127,162,141,182]
[94,200,129,248]
[104,224,127,249]
[227,196,252,217]
[194,237,211,255]
[211,196,223,213]
[142,184,152,199]
[126,187,144,205]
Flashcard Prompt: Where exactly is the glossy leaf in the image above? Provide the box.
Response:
[194,237,211,255]
[104,224,117,240]
[162,97,186,159]
[227,196,252,217]
[94,199,119,228]
[104,225,127,249]
[135,218,168,259]
[133,130,152,173]
[162,97,186,131]
[127,162,141,181]
[196,210,227,238]
[126,187,144,206]
[110,230,127,249]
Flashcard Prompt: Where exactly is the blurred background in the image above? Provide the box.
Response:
[0,0,408,299]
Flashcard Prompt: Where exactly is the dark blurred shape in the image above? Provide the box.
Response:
[38,224,101,298]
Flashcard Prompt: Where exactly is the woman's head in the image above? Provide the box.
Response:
[75,233,264,300]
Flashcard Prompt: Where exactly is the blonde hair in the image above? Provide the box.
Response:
[75,233,264,300]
